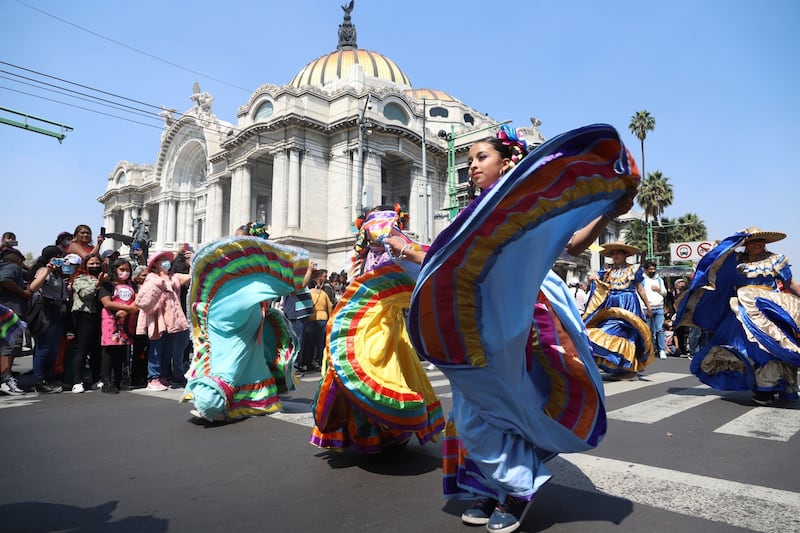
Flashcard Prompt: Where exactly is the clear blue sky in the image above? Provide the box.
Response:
[2,0,798,265]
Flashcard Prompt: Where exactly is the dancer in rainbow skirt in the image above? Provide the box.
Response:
[0,304,26,347]
[407,124,639,533]
[310,209,445,453]
[181,237,308,422]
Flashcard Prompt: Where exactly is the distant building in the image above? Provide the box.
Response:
[98,3,636,275]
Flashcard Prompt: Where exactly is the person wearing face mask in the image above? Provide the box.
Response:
[69,253,105,392]
[28,246,73,393]
[135,251,191,392]
[642,260,668,359]
[98,259,138,393]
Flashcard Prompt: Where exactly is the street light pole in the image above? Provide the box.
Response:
[356,94,371,217]
[421,99,430,242]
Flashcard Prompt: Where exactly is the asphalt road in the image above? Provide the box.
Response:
[2,355,798,533]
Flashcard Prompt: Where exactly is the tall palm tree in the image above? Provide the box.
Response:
[628,110,655,178]
[637,170,674,223]
[671,213,707,242]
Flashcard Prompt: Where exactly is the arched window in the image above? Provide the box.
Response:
[116,171,126,185]
[254,101,274,121]
[463,113,475,125]
[430,106,449,118]
[383,103,409,125]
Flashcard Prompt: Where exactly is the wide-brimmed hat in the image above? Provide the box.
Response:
[742,226,786,244]
[148,251,175,269]
[600,241,641,257]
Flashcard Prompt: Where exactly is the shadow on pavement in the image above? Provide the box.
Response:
[0,500,169,532]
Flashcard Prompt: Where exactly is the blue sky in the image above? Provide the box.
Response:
[1,0,798,266]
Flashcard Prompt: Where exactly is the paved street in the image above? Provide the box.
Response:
[2,355,799,533]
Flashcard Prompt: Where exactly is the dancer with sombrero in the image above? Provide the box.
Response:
[582,242,654,379]
[675,226,800,406]
[310,208,444,453]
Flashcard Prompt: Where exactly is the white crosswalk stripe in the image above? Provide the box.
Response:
[606,385,723,424]
[714,406,800,442]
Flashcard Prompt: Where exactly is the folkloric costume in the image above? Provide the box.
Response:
[311,209,444,453]
[676,227,800,400]
[582,242,654,375]
[408,124,638,508]
[181,237,308,421]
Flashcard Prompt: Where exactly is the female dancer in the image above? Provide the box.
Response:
[582,242,654,379]
[406,124,639,533]
[310,208,444,453]
[181,237,307,422]
[676,226,800,406]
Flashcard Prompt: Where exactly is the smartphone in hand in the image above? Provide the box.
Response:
[100,227,106,238]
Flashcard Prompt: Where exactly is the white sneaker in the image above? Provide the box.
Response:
[71,383,85,393]
[0,376,25,395]
[659,350,667,359]
[425,363,436,371]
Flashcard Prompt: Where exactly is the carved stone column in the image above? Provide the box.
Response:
[287,148,301,228]
[167,200,177,245]
[271,150,288,237]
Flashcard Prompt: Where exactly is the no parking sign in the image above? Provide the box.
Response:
[670,241,714,262]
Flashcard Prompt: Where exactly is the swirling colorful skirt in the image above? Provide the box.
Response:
[408,124,639,502]
[310,262,444,453]
[181,237,308,420]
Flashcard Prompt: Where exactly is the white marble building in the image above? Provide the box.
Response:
[97,4,625,277]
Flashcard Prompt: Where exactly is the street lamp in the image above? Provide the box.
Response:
[439,120,511,220]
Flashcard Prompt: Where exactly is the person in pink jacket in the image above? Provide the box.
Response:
[135,251,191,391]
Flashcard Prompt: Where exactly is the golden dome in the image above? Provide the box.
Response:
[405,88,457,102]
[289,49,412,89]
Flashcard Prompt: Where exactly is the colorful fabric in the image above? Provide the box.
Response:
[676,233,800,393]
[583,264,654,373]
[352,210,428,278]
[311,261,444,453]
[408,123,636,502]
[0,303,26,347]
[181,237,308,420]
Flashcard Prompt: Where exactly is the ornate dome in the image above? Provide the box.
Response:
[405,88,457,102]
[288,2,411,90]
[289,49,411,89]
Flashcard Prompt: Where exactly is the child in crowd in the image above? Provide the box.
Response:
[98,259,138,393]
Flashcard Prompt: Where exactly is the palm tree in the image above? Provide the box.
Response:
[628,110,655,178]
[671,213,707,242]
[637,170,674,223]
[624,219,649,252]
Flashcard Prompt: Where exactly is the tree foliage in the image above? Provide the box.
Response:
[628,110,655,177]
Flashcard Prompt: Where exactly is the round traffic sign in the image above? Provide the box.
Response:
[675,243,692,259]
[697,241,713,256]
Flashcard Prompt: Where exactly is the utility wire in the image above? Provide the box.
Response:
[13,0,252,94]
[0,70,163,120]
[0,86,163,130]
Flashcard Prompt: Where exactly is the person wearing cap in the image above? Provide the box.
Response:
[100,249,120,273]
[135,250,191,392]
[675,226,800,406]
[55,231,73,254]
[0,247,31,394]
[27,246,74,393]
[582,241,654,379]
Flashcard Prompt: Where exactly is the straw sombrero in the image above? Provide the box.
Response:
[742,226,786,244]
[600,241,641,257]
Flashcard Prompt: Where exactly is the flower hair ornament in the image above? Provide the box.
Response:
[248,222,270,240]
[496,124,529,170]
